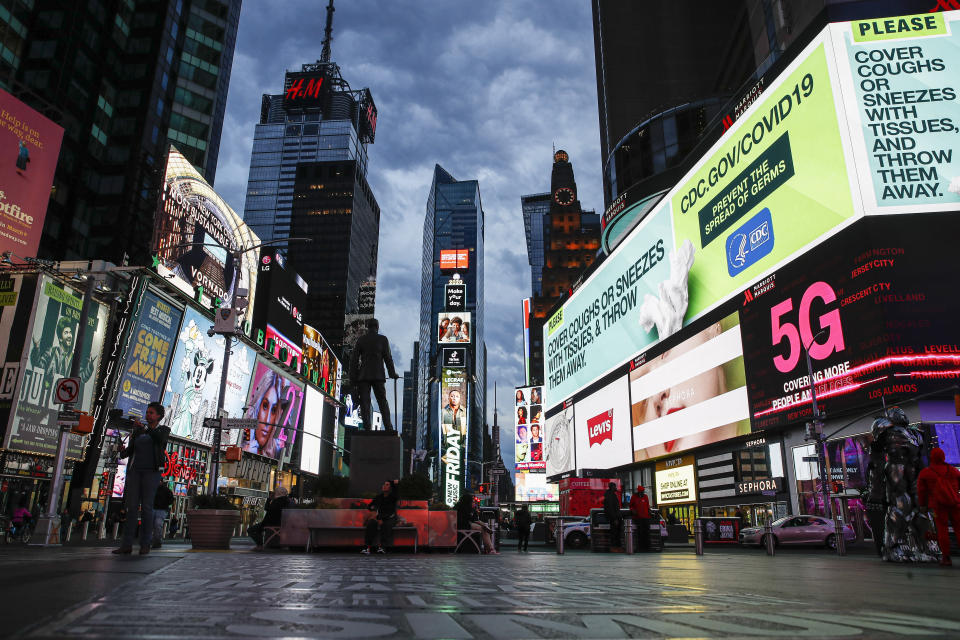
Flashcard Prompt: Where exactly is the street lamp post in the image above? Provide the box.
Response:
[803,328,832,521]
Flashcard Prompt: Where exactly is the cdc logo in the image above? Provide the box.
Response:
[726,208,774,277]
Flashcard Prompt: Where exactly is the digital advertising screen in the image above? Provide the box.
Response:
[5,275,109,458]
[655,455,697,505]
[241,358,304,461]
[514,385,544,471]
[544,403,576,479]
[439,249,469,270]
[439,367,468,506]
[438,312,471,344]
[740,213,960,429]
[250,249,306,368]
[514,472,559,502]
[151,147,259,326]
[631,311,750,462]
[0,89,64,258]
[303,323,340,397]
[283,70,330,109]
[114,289,183,419]
[301,385,325,475]
[573,376,632,471]
[161,306,256,446]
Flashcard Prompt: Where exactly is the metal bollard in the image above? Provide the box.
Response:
[112,522,120,540]
[556,519,565,555]
[81,521,90,541]
[764,517,775,556]
[694,518,704,555]
[624,519,635,554]
[834,518,846,556]
[65,521,73,543]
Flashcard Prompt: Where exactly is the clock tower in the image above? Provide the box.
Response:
[550,149,579,212]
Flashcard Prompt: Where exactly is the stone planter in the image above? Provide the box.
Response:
[186,509,240,550]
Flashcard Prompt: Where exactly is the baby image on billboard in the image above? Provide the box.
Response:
[631,312,750,462]
[242,360,304,461]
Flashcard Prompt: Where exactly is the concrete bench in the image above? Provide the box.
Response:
[305,525,418,553]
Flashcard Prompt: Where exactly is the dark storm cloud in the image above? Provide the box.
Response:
[215,1,602,475]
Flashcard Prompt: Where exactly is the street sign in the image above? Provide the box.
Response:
[223,418,258,430]
[489,467,507,476]
[802,456,820,463]
[54,377,81,405]
[57,410,80,428]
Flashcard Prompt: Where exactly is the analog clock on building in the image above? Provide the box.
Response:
[553,187,575,206]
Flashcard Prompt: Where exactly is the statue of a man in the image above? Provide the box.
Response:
[349,318,399,430]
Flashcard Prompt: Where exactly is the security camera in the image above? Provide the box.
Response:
[207,327,216,337]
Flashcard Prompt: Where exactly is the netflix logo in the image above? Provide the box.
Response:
[586,410,613,448]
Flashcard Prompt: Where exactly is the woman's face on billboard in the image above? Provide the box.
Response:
[256,384,281,446]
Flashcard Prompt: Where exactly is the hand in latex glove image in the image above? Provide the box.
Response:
[638,239,695,339]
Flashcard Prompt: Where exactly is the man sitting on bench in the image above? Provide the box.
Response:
[362,479,399,554]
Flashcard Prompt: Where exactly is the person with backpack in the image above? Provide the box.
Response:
[918,447,960,566]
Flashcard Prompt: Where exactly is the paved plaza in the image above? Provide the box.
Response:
[3,542,960,639]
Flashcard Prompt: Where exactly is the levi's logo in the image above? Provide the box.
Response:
[587,410,613,447]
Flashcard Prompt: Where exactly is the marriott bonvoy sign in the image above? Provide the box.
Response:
[543,10,960,411]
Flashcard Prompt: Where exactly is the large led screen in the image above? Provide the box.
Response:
[514,385,544,471]
[114,289,182,419]
[162,306,255,446]
[302,385,324,475]
[631,311,750,462]
[573,376,632,471]
[439,367,468,506]
[515,472,559,502]
[544,403,576,479]
[6,275,109,458]
[151,147,259,326]
[740,213,960,429]
[241,359,304,461]
[438,312,471,344]
[0,89,64,258]
[303,323,340,397]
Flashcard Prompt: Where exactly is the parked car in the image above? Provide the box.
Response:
[561,514,668,549]
[739,515,856,549]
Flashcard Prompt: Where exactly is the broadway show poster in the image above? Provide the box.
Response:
[6,275,108,458]
[303,323,341,397]
[0,89,64,258]
[241,359,304,462]
[740,213,960,429]
[439,367,468,507]
[114,289,183,419]
[151,147,259,326]
[161,306,255,446]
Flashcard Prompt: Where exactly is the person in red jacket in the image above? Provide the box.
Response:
[917,447,960,566]
[629,485,651,551]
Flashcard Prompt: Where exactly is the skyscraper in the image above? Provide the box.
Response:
[417,165,485,497]
[2,0,241,264]
[241,55,379,350]
[522,151,600,384]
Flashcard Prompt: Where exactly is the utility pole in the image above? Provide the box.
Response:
[492,381,500,507]
[803,329,832,520]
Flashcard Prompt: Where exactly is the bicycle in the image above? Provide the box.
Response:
[5,519,34,544]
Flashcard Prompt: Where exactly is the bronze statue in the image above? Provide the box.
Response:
[348,318,399,430]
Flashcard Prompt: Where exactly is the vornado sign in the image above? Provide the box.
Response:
[542,10,960,410]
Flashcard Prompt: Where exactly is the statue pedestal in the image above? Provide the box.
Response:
[349,431,403,496]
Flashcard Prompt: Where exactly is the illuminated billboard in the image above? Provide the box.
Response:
[302,385,324,475]
[162,306,256,446]
[303,323,340,397]
[631,311,750,462]
[438,312,471,344]
[515,472,559,502]
[655,455,697,505]
[521,298,532,385]
[151,147,260,327]
[544,403,575,478]
[514,385,544,471]
[740,213,960,429]
[439,367,468,506]
[543,11,960,411]
[573,376,632,471]
[440,249,469,270]
[241,358,304,462]
[283,71,330,109]
[250,250,305,368]
[0,89,64,258]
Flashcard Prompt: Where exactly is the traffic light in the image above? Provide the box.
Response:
[477,483,490,495]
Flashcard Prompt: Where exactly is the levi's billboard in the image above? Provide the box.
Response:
[573,376,631,470]
[542,11,960,411]
[0,90,63,258]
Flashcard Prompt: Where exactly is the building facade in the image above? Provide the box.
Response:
[1,0,240,264]
[416,165,486,496]
[241,61,379,351]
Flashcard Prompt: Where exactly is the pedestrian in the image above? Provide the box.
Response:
[168,514,179,538]
[629,485,651,551]
[362,479,399,554]
[515,504,532,552]
[112,402,170,555]
[249,486,290,551]
[59,507,72,542]
[604,481,623,552]
[152,482,174,548]
[456,492,498,554]
[918,447,960,567]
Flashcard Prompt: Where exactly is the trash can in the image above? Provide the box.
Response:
[589,509,611,552]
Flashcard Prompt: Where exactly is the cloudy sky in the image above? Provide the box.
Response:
[213,0,603,472]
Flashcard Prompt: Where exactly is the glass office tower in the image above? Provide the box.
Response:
[417,165,486,494]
